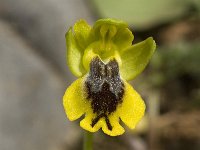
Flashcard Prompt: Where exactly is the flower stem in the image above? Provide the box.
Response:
[83,131,93,150]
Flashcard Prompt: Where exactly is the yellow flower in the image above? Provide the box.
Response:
[63,19,156,136]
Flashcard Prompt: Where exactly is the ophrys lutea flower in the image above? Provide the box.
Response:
[63,19,156,136]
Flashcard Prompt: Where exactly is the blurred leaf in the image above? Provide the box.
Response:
[149,42,200,86]
[91,0,200,30]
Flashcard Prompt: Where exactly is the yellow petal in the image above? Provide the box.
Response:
[80,109,102,132]
[81,110,124,136]
[118,82,146,129]
[63,77,89,121]
[102,113,125,136]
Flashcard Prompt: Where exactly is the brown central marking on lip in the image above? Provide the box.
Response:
[85,57,124,130]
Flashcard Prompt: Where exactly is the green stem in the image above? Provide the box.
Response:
[83,131,93,150]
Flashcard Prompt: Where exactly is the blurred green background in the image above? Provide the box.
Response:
[0,0,200,150]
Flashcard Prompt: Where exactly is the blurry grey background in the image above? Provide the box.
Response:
[0,0,200,150]
[0,0,94,150]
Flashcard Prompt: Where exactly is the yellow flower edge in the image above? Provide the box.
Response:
[63,76,145,136]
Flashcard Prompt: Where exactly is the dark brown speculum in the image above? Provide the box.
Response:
[85,57,124,130]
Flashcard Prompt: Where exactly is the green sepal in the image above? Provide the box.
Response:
[113,27,134,51]
[93,18,128,32]
[91,19,133,51]
[73,19,91,50]
[65,27,86,77]
[120,37,156,81]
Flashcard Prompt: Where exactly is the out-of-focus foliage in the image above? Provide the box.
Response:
[91,0,200,30]
[150,42,200,87]
[148,42,200,110]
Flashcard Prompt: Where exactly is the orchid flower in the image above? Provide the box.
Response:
[63,19,156,136]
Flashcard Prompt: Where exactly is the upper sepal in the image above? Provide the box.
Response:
[91,18,134,51]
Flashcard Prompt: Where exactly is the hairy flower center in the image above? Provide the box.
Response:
[85,57,124,130]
